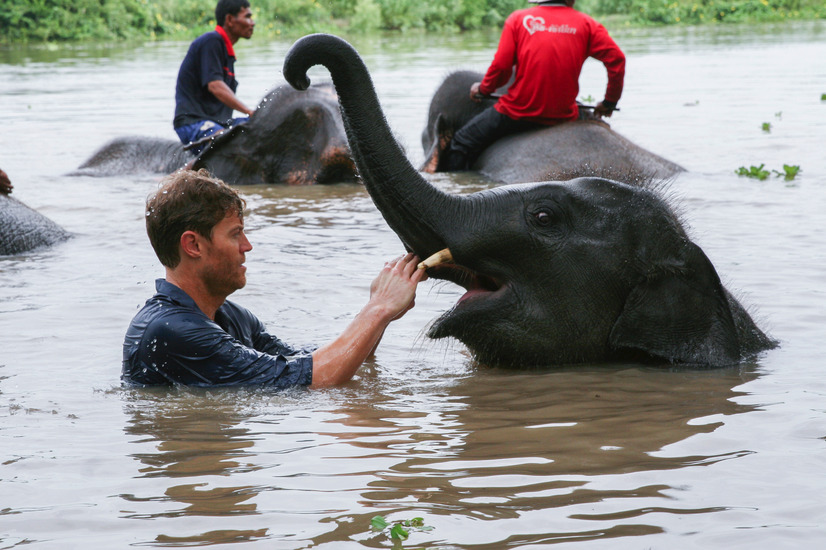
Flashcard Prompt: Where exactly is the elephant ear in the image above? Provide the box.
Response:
[421,114,451,174]
[609,241,741,366]
[192,124,246,161]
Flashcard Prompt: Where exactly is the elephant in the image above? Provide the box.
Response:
[420,70,685,184]
[72,136,190,177]
[1,189,70,256]
[283,34,776,368]
[72,83,356,185]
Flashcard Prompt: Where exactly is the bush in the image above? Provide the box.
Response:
[1,0,823,43]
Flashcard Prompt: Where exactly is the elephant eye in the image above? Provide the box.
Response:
[534,210,553,226]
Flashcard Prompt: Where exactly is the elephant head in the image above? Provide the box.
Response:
[283,34,775,367]
[193,82,356,185]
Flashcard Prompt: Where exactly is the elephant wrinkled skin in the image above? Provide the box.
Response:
[72,83,356,185]
[1,193,70,256]
[421,70,685,184]
[283,34,776,368]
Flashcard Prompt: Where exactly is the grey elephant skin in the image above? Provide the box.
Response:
[421,70,685,184]
[283,34,776,368]
[1,194,70,256]
[72,83,356,185]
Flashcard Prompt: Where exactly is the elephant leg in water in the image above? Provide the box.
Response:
[282,34,776,368]
[420,70,685,184]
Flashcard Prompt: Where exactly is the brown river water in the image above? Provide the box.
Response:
[1,21,825,549]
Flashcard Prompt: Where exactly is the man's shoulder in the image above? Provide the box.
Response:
[189,30,225,53]
[192,29,221,43]
[220,299,264,327]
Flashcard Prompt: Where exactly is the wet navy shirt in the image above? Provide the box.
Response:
[173,28,239,129]
[123,279,314,387]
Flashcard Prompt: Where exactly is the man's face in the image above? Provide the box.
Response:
[200,211,253,298]
[226,7,255,40]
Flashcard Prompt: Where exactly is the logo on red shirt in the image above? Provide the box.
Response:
[522,16,577,36]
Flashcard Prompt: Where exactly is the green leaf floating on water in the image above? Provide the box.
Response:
[371,515,389,530]
[390,523,410,540]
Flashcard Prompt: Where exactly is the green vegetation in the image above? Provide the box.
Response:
[371,515,435,547]
[773,163,801,180]
[592,0,825,25]
[736,163,801,181]
[761,122,771,132]
[1,0,824,43]
[736,164,771,180]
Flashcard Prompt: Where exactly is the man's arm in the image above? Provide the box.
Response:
[589,22,626,118]
[479,14,519,97]
[309,253,425,388]
[207,80,255,116]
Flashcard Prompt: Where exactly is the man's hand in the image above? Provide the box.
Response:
[0,169,12,195]
[309,253,426,388]
[470,82,486,103]
[594,101,617,119]
[369,253,427,321]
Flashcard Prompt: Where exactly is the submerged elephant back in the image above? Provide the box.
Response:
[476,121,685,184]
[194,83,356,185]
[71,136,189,177]
[0,194,70,256]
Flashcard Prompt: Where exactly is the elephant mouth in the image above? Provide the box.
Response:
[419,248,506,310]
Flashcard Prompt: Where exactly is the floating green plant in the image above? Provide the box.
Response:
[371,515,435,547]
[773,164,801,180]
[761,122,772,132]
[736,164,770,180]
[736,163,801,181]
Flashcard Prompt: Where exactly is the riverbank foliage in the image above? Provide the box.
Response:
[1,0,823,43]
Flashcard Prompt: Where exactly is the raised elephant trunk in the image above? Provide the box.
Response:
[283,34,467,257]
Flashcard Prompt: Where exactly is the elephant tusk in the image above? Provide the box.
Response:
[418,248,453,270]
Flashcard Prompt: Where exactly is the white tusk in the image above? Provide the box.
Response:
[418,248,453,270]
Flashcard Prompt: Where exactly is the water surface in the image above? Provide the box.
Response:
[1,22,825,549]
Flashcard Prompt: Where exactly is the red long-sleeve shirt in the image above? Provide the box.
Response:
[480,5,625,124]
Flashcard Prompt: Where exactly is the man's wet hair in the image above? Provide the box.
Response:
[146,169,246,268]
[216,0,250,27]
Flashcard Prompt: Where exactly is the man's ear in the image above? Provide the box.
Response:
[179,230,204,260]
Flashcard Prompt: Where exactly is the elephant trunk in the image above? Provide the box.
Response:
[283,34,467,257]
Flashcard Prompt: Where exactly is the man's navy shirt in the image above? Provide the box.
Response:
[122,279,314,388]
[174,29,238,129]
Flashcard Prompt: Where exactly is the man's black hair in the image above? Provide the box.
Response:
[216,0,251,27]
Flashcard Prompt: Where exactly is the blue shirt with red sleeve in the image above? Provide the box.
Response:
[480,5,625,124]
[173,26,240,129]
[122,279,314,388]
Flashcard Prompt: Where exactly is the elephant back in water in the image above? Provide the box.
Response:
[192,82,356,185]
[72,136,189,177]
[421,70,684,184]
[72,83,356,185]
[1,194,70,256]
[283,34,775,369]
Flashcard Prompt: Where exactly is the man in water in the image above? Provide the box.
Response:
[173,0,257,155]
[123,169,426,388]
[443,0,626,170]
